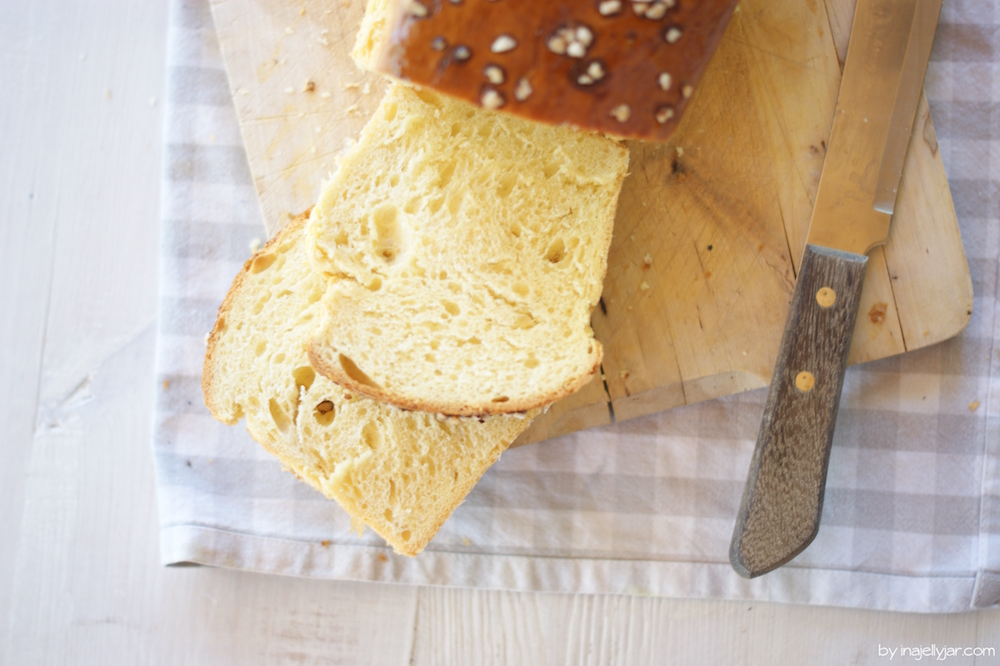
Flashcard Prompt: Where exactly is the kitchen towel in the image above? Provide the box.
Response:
[152,0,1000,612]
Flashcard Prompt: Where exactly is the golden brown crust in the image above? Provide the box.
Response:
[373,0,739,141]
[308,336,602,417]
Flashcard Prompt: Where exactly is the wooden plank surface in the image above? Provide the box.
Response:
[0,0,62,631]
[209,0,972,445]
[3,2,1000,663]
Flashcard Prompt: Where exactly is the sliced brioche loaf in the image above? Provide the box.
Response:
[202,212,535,556]
[307,82,628,416]
[352,0,738,141]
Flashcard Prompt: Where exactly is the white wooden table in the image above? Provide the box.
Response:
[2,2,998,663]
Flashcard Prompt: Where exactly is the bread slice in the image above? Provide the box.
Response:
[202,212,536,556]
[306,82,628,416]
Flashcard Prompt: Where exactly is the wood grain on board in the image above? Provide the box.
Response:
[209,0,972,445]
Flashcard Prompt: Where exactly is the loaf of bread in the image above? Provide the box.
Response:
[353,0,739,141]
[202,212,536,556]
[306,82,628,416]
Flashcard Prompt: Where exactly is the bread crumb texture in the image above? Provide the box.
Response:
[202,214,534,556]
[308,83,628,415]
[351,0,394,68]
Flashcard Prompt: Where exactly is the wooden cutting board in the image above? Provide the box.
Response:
[209,0,972,445]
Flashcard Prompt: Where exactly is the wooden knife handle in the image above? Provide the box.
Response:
[730,244,868,578]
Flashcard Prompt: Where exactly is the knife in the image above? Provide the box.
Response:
[729,0,943,578]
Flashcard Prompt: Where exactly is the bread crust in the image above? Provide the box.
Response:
[307,335,602,417]
[362,0,739,141]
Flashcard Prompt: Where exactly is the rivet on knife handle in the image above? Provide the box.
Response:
[730,244,867,578]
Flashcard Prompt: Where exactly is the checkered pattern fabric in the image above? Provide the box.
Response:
[152,0,1000,611]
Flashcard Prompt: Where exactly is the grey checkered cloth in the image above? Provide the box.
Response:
[153,0,1000,612]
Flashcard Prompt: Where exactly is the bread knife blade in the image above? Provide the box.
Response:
[729,0,943,578]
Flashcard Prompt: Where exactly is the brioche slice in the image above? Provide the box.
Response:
[202,212,535,556]
[307,82,628,416]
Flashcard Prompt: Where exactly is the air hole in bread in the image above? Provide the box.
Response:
[425,353,436,363]
[413,89,442,108]
[524,358,540,369]
[389,173,400,187]
[545,238,567,263]
[372,205,405,263]
[436,161,456,189]
[430,340,440,350]
[313,400,335,426]
[368,276,382,292]
[292,366,315,391]
[250,253,277,273]
[384,508,393,521]
[441,300,460,316]
[401,530,411,542]
[496,172,516,199]
[514,313,537,329]
[268,398,291,433]
[491,396,510,403]
[255,340,267,357]
[542,162,561,178]
[384,100,398,122]
[273,353,286,364]
[339,354,380,388]
[509,222,521,238]
[512,282,529,297]
[251,290,271,315]
[361,421,383,451]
